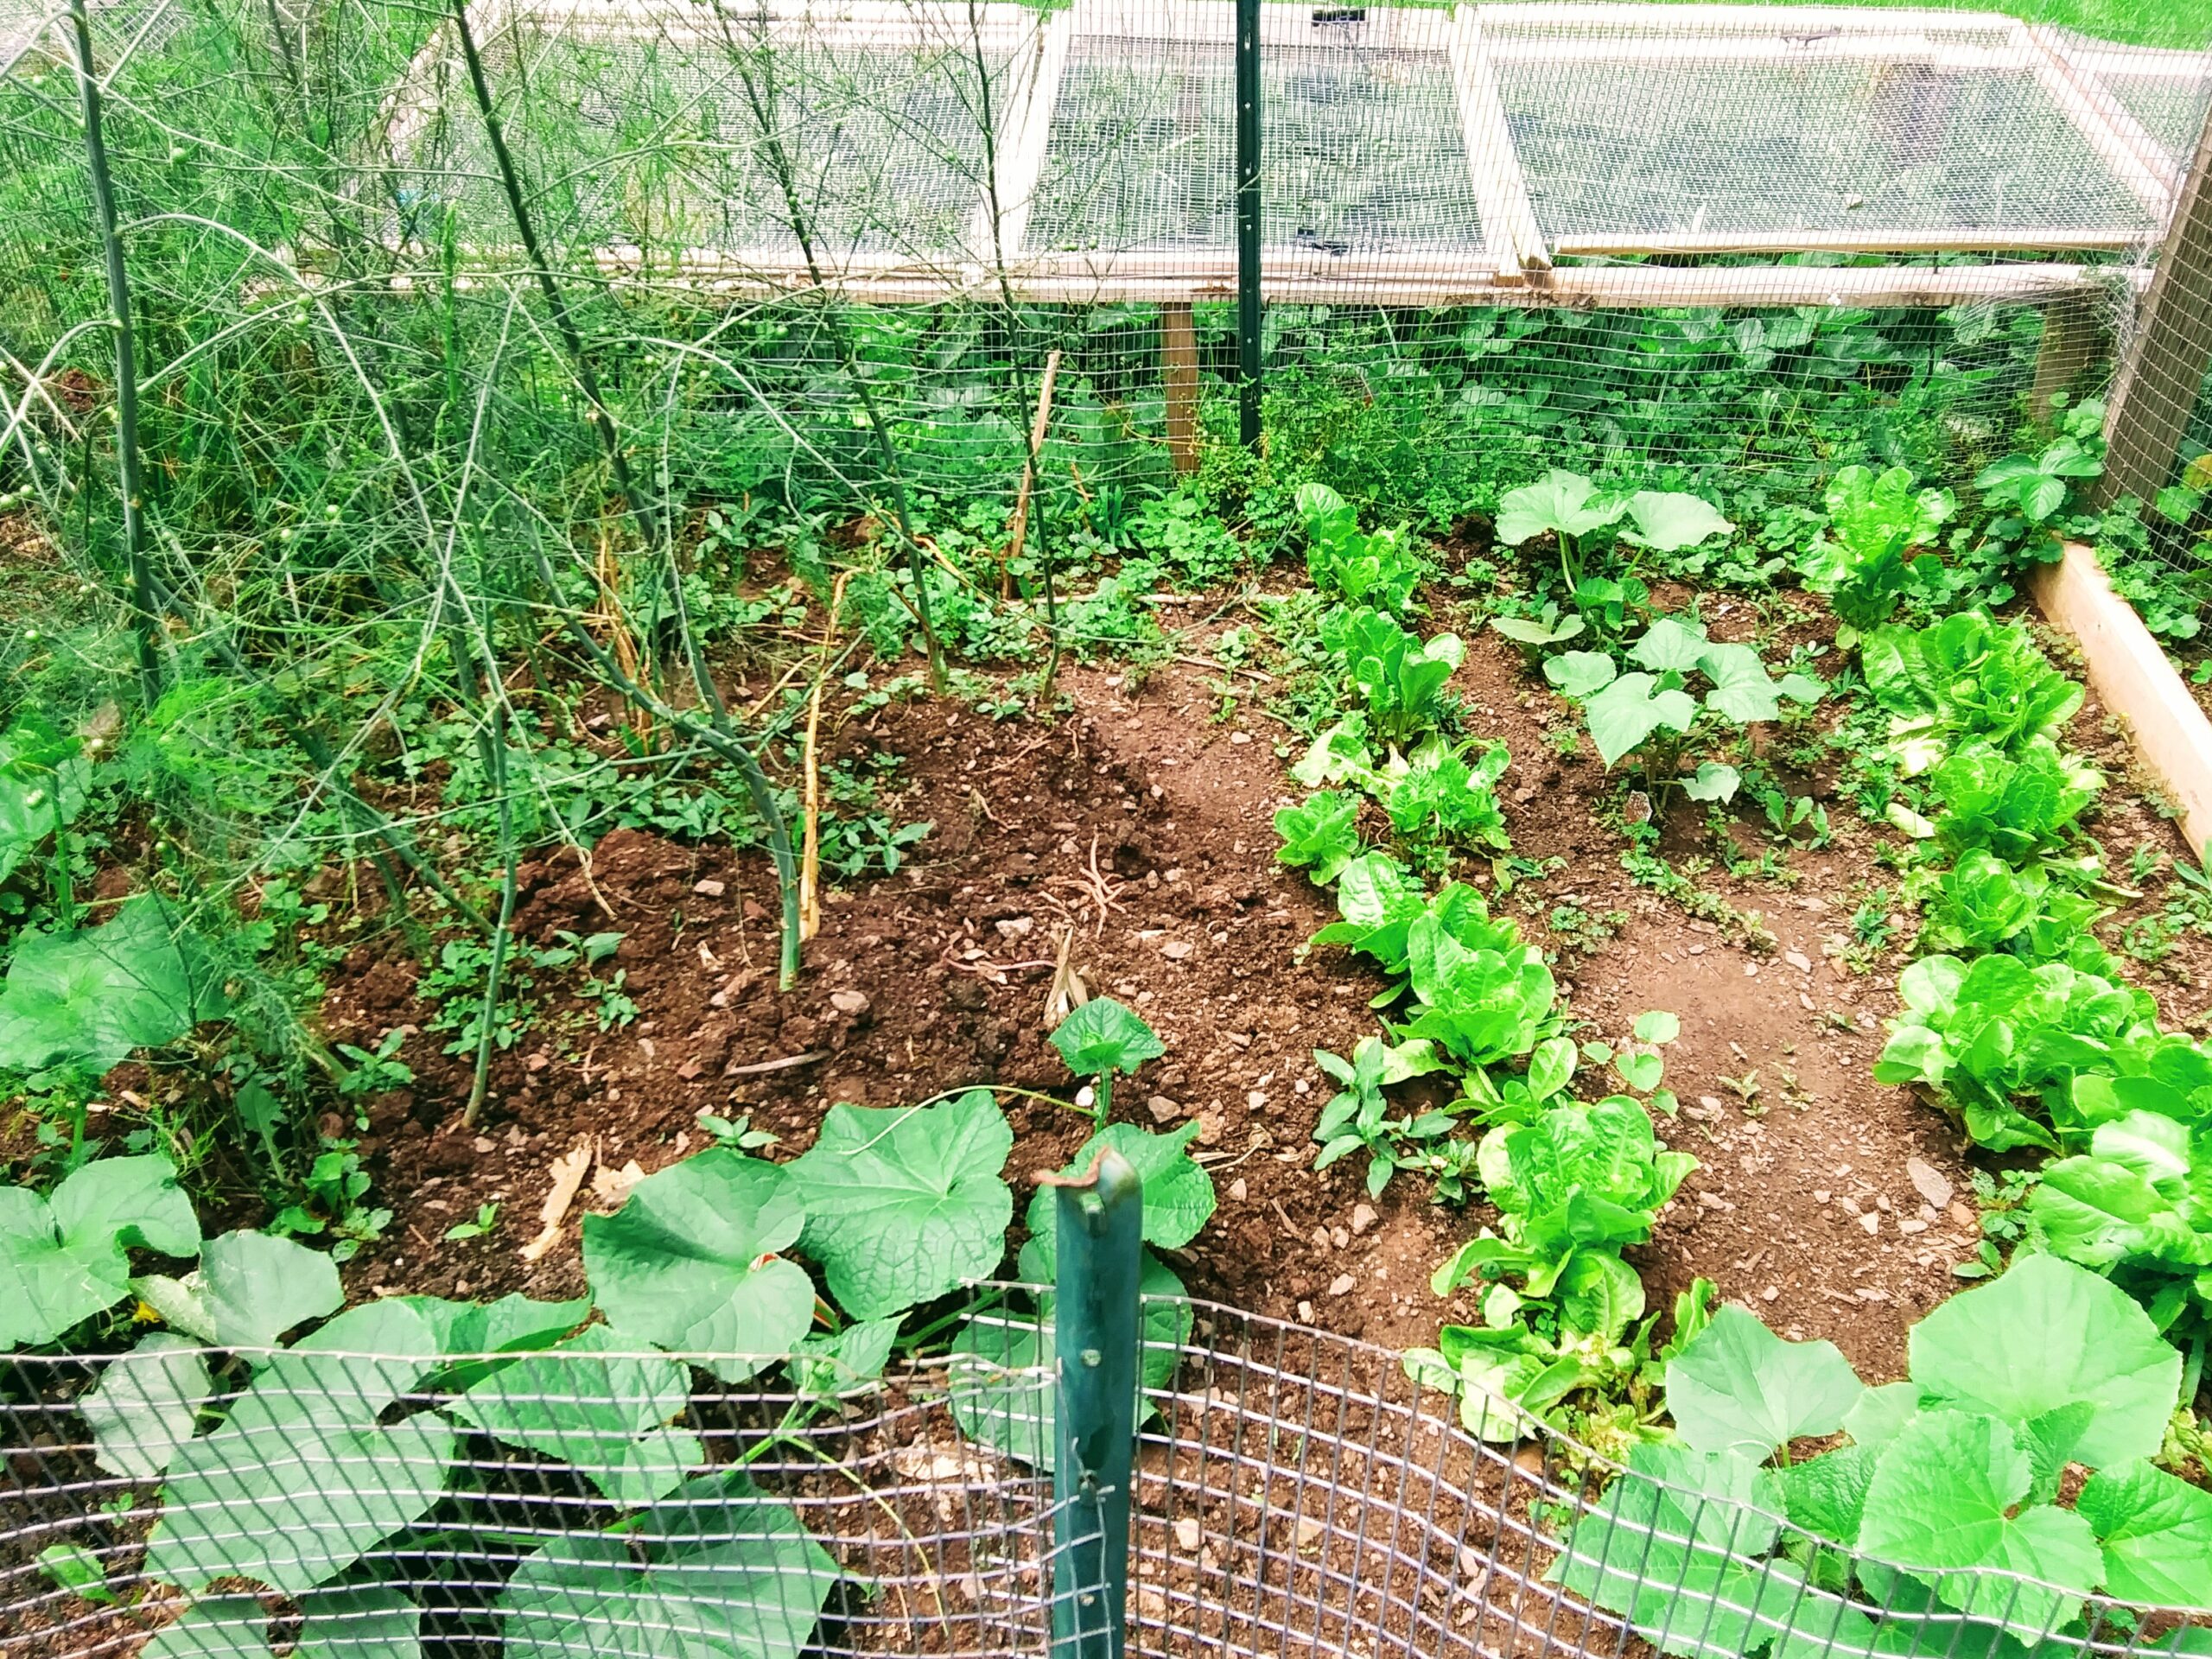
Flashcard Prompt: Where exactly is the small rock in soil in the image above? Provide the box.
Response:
[1783,950,1812,972]
[1147,1095,1181,1122]
[692,879,725,898]
[1173,1517,1201,1552]
[1160,940,1194,960]
[1327,1274,1356,1297]
[1228,1179,1248,1201]
[1948,1200,1977,1230]
[1195,1112,1222,1146]
[1858,1211,1881,1235]
[1350,1203,1378,1236]
[830,989,871,1018]
[1905,1156,1955,1211]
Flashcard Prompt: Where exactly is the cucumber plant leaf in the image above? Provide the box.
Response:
[1497,469,1624,546]
[1682,762,1740,804]
[1580,673,1698,768]
[1905,1254,2180,1467]
[582,1150,814,1384]
[2075,1458,2212,1607]
[1696,644,1784,724]
[1856,1408,2101,1637]
[295,1585,421,1659]
[449,1325,703,1507]
[1623,492,1732,553]
[1542,650,1616,700]
[0,1153,199,1347]
[1048,996,1165,1082]
[1662,1305,1864,1460]
[141,1593,276,1659]
[0,895,228,1079]
[144,1303,454,1594]
[1628,617,1708,675]
[133,1228,342,1355]
[497,1471,837,1659]
[1025,1121,1214,1255]
[82,1332,213,1479]
[785,1090,1014,1321]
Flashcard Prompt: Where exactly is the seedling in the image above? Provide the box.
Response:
[442,1202,499,1242]
[1048,996,1165,1126]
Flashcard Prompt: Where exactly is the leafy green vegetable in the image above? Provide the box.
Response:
[144,1301,453,1594]
[1433,1099,1694,1299]
[1312,1037,1455,1199]
[1801,463,1953,633]
[581,1150,814,1383]
[1048,996,1165,1123]
[1928,740,2100,868]
[449,1325,702,1506]
[1662,1306,1862,1462]
[2028,1110,2212,1350]
[1384,741,1510,860]
[785,1090,1013,1319]
[1873,953,2163,1152]
[1862,610,2082,772]
[0,895,229,1080]
[498,1471,838,1659]
[1298,482,1424,614]
[132,1229,344,1353]
[1025,1121,1215,1256]
[1,1154,199,1348]
[1921,849,2111,971]
[82,1332,213,1479]
[1543,619,1819,771]
[1488,603,1583,654]
[1320,606,1464,747]
[1395,909,1557,1068]
[2075,1458,2212,1607]
[1274,790,1363,885]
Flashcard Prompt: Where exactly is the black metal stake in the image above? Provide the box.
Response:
[1235,0,1262,449]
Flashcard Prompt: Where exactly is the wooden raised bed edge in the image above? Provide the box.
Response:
[2032,540,2212,861]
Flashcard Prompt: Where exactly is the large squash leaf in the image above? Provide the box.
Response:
[1906,1254,2180,1468]
[449,1325,702,1507]
[82,1332,213,1478]
[2075,1459,2212,1607]
[0,1153,198,1347]
[143,1303,452,1594]
[498,1470,836,1659]
[785,1090,1012,1321]
[132,1229,342,1354]
[1663,1306,1863,1462]
[0,895,227,1078]
[582,1150,813,1383]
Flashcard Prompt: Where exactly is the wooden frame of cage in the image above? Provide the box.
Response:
[378,0,2206,303]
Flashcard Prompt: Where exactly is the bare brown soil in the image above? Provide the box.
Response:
[329,601,2212,1387]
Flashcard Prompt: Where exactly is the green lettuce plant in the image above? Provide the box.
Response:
[1274,789,1363,884]
[1798,462,1954,636]
[1384,740,1511,869]
[1319,605,1464,747]
[1298,481,1424,614]
[1927,739,2102,873]
[1862,609,2082,773]
[1922,849,2113,972]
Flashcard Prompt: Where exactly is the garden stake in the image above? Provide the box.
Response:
[1046,1147,1142,1659]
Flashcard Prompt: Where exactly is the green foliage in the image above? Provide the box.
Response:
[1873,952,2165,1152]
[0,1154,198,1347]
[1557,1257,2194,1658]
[1926,739,2101,870]
[1273,790,1363,885]
[1922,850,2112,972]
[1861,610,2082,773]
[1496,470,1732,589]
[785,1090,1014,1320]
[497,1471,838,1659]
[1298,482,1425,614]
[580,1151,816,1383]
[1432,1099,1696,1301]
[1976,403,2107,531]
[132,1228,343,1351]
[0,896,229,1083]
[1799,463,1954,633]
[1543,617,1821,772]
[1393,907,1558,1070]
[0,714,89,892]
[1047,995,1165,1124]
[1384,741,1511,865]
[1319,606,1464,747]
[1311,1036,1456,1199]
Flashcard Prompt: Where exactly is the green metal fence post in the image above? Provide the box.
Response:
[1235,0,1262,449]
[1050,1147,1143,1659]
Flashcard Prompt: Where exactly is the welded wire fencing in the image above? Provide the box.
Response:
[3,1294,2206,1659]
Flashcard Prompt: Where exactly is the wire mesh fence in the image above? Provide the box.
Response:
[3,1293,2206,1659]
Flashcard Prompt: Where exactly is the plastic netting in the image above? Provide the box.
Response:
[3,0,2211,574]
[2,1298,2203,1659]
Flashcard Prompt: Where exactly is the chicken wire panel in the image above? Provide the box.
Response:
[2040,35,2212,174]
[1486,5,2164,253]
[381,0,1045,270]
[1019,1,1488,264]
[4,1303,2208,1659]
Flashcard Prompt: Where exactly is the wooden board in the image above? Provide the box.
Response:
[1450,11,1551,274]
[2032,541,2212,862]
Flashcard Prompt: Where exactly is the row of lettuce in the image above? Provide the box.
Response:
[1264,471,2212,1655]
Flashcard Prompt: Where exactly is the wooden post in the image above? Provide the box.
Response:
[2101,102,2212,505]
[2031,293,2103,433]
[1161,302,1198,474]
